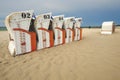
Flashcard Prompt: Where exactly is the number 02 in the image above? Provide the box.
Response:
[21,13,31,18]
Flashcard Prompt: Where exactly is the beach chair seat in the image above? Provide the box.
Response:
[66,28,75,42]
[54,27,66,45]
[74,27,82,40]
[37,28,54,49]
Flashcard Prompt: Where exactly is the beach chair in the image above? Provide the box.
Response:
[5,10,36,56]
[64,17,75,43]
[52,15,65,46]
[74,18,82,41]
[35,13,54,50]
[101,21,115,34]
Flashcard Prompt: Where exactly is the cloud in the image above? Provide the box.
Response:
[0,0,120,26]
[37,0,120,12]
[0,0,120,17]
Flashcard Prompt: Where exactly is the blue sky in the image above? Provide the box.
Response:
[0,0,120,26]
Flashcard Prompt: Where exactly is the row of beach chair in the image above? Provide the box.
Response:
[5,10,82,56]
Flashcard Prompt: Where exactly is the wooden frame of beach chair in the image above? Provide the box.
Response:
[52,15,65,46]
[101,21,115,34]
[35,13,54,50]
[64,17,75,43]
[5,10,36,56]
[74,18,82,41]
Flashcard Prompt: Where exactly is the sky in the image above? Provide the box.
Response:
[0,0,120,26]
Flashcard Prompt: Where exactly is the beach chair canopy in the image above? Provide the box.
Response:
[35,12,52,30]
[75,18,82,28]
[52,15,64,29]
[64,17,75,29]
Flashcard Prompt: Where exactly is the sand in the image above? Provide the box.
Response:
[0,28,120,80]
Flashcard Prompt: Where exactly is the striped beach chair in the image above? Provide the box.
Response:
[74,18,82,41]
[5,10,36,56]
[101,21,115,34]
[35,13,54,50]
[64,17,75,43]
[52,15,65,46]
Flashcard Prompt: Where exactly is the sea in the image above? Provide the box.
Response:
[0,18,102,31]
[0,19,7,30]
[0,19,5,27]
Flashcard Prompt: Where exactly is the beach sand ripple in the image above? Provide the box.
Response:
[0,28,120,80]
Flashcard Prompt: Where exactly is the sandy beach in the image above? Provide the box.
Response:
[0,28,120,80]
